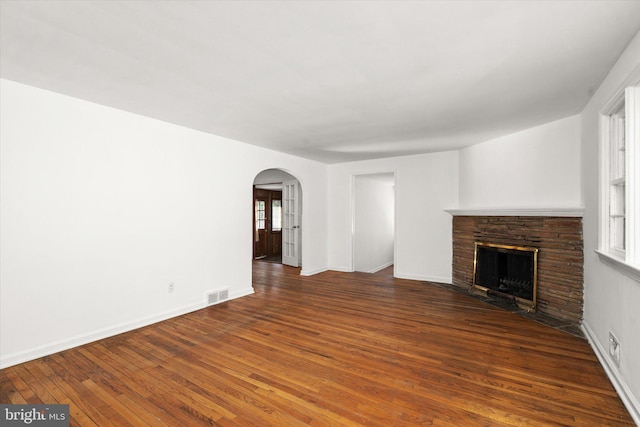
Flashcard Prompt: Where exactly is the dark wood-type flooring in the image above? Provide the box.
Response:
[1,262,634,425]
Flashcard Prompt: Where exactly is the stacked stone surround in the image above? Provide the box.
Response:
[452,216,584,325]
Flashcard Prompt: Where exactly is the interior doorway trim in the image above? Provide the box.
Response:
[349,169,397,274]
[252,168,303,270]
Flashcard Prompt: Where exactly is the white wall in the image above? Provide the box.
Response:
[580,31,640,422]
[354,174,394,273]
[0,79,328,368]
[328,151,458,283]
[459,115,581,209]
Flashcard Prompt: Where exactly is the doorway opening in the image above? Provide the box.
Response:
[254,187,282,263]
[253,169,302,268]
[352,172,395,274]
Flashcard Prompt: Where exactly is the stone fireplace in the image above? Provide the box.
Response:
[450,212,584,325]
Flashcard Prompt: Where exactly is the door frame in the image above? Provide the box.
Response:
[349,169,397,273]
[252,169,303,268]
[253,187,283,260]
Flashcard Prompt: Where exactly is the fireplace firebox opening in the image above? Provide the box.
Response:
[472,242,539,311]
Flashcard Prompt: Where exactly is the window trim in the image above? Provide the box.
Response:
[626,86,640,266]
[598,67,640,281]
[595,250,640,282]
[599,94,625,258]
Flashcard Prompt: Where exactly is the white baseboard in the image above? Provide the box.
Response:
[230,287,255,300]
[300,267,328,276]
[367,261,393,274]
[582,321,640,425]
[393,272,452,284]
[0,288,254,370]
[326,266,352,273]
[326,262,393,274]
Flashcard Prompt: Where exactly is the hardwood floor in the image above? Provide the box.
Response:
[1,262,634,426]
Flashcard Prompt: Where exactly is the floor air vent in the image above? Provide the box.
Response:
[206,289,229,306]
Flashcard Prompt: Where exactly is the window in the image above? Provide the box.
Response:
[255,200,266,230]
[609,103,626,256]
[599,84,640,279]
[272,200,282,231]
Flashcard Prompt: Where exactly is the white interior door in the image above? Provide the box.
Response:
[282,179,300,267]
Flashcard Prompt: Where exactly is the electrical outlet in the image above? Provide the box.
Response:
[609,332,620,367]
[168,282,175,293]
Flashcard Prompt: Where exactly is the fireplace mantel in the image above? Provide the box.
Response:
[445,207,584,217]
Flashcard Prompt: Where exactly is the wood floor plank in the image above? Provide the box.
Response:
[1,262,634,425]
[0,369,30,404]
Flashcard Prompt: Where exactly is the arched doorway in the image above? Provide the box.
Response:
[253,169,303,267]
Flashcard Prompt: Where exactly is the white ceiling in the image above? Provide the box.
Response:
[2,1,640,164]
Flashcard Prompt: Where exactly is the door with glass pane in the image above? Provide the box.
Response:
[282,179,300,267]
[269,197,282,257]
[253,188,282,260]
